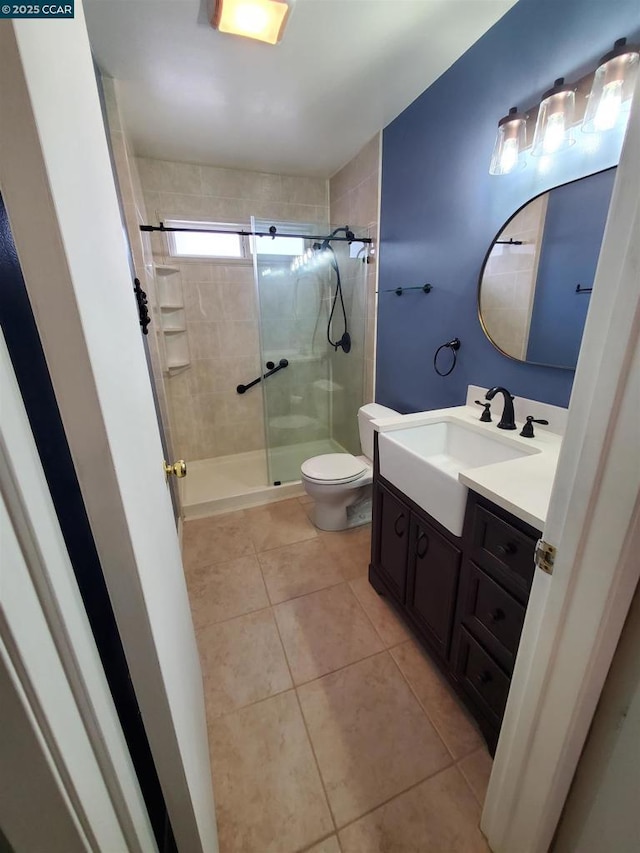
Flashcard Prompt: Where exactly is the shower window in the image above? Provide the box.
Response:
[165,219,308,261]
[165,220,247,260]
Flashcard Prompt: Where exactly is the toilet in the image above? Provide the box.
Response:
[300,403,398,531]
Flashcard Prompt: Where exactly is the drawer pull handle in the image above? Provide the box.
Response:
[394,513,406,537]
[496,542,517,557]
[477,671,493,686]
[490,608,506,623]
[416,532,429,559]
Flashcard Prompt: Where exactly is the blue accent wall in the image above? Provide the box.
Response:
[526,168,615,367]
[377,0,640,413]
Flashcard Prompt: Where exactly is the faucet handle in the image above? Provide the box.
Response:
[520,415,549,438]
[474,400,492,423]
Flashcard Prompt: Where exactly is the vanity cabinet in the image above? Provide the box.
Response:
[371,478,462,664]
[370,463,540,753]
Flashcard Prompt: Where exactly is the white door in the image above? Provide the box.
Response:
[0,10,218,853]
[0,331,156,852]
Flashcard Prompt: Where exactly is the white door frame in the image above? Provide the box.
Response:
[0,11,217,852]
[483,86,640,851]
[0,331,156,852]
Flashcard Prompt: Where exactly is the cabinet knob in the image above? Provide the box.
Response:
[393,513,406,537]
[490,607,506,623]
[477,670,493,686]
[496,542,516,557]
[416,532,429,559]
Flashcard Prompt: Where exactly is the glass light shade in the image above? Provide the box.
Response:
[213,0,291,45]
[489,107,527,175]
[583,38,640,133]
[531,78,576,157]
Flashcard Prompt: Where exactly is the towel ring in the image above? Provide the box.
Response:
[433,338,461,377]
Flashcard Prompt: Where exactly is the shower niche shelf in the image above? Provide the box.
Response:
[154,264,190,372]
[160,307,186,333]
[164,330,190,372]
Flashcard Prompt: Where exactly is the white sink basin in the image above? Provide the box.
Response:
[378,419,534,536]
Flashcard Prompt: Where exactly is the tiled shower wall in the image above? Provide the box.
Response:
[138,157,329,461]
[329,134,381,452]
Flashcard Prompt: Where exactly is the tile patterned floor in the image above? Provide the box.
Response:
[182,497,492,853]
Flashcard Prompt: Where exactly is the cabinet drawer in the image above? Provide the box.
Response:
[458,562,525,672]
[468,504,537,601]
[456,628,510,729]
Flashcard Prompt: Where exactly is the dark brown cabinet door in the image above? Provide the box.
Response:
[406,515,461,660]
[374,484,410,602]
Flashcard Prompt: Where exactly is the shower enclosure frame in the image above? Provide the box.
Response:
[141,217,372,516]
[251,216,370,488]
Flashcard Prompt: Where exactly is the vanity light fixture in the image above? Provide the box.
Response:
[490,34,639,176]
[532,77,576,156]
[211,0,292,45]
[489,107,527,175]
[583,38,640,133]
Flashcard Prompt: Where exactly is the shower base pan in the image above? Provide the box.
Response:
[180,439,344,520]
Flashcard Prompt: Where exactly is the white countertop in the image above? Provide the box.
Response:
[372,405,562,531]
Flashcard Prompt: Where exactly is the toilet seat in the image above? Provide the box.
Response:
[301,453,369,485]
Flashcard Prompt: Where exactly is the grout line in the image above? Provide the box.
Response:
[270,602,339,836]
[266,578,348,609]
[209,684,296,723]
[387,642,486,767]
[455,746,492,808]
[449,764,487,822]
[333,763,460,836]
[189,593,264,630]
[386,645,458,765]
[293,686,340,836]
[195,603,275,634]
[253,529,319,555]
[295,831,341,853]
[348,582,387,648]
[346,576,399,649]
[292,645,389,691]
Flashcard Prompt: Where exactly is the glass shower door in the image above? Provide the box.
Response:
[253,218,367,485]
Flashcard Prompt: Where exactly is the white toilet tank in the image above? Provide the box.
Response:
[358,403,398,461]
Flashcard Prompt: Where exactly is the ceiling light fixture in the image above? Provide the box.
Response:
[211,0,292,45]
[583,38,640,133]
[489,107,527,175]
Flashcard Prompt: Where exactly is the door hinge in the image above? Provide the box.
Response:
[535,538,556,575]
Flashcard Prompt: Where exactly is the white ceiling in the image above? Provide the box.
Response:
[85,0,516,177]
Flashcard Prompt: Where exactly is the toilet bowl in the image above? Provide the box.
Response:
[300,403,398,531]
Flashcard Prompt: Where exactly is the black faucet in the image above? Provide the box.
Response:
[485,386,517,430]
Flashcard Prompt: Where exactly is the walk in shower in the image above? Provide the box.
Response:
[178,219,370,517]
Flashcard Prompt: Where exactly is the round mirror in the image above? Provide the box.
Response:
[478,167,616,369]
